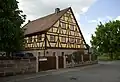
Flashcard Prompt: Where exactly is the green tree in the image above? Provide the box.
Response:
[90,20,120,60]
[0,0,26,56]
[72,51,82,63]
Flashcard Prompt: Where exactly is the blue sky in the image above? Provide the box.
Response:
[80,0,120,45]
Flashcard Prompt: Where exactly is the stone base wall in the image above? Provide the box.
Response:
[0,59,36,77]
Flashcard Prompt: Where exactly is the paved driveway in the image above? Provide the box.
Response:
[16,61,120,82]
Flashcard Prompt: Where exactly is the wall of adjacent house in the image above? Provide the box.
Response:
[0,59,36,77]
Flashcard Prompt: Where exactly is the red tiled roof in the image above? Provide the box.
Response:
[23,7,70,35]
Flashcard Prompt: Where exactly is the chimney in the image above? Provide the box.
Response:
[28,20,31,23]
[55,8,60,13]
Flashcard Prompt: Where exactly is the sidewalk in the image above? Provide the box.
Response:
[1,64,99,82]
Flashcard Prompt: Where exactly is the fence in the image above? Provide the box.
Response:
[0,54,98,76]
[39,56,56,71]
[0,58,36,77]
[66,54,98,68]
[58,56,63,68]
[83,54,90,62]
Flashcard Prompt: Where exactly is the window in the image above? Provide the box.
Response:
[63,30,66,34]
[24,38,27,43]
[71,31,74,36]
[53,52,56,56]
[50,35,55,42]
[77,39,81,44]
[53,28,57,33]
[26,37,29,43]
[37,35,42,41]
[32,36,36,42]
[28,37,32,43]
[61,23,66,29]
[70,25,74,30]
[70,38,74,43]
[34,36,37,42]
[61,37,66,42]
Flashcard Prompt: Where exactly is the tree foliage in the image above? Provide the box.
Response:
[72,51,82,63]
[0,0,26,54]
[91,20,120,59]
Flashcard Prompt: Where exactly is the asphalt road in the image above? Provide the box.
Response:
[18,61,120,82]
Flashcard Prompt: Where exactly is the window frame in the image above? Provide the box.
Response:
[50,35,55,42]
[61,22,66,29]
[70,25,74,31]
[28,37,32,43]
[69,38,75,43]
[77,39,81,44]
[61,37,66,43]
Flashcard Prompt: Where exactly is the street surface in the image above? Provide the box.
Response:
[1,61,120,82]
[19,61,120,82]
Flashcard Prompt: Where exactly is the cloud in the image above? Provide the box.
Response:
[88,16,120,25]
[106,16,112,20]
[81,7,89,14]
[18,0,97,21]
[114,16,120,20]
[88,16,113,24]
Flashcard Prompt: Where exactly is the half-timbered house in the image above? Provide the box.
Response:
[23,7,87,57]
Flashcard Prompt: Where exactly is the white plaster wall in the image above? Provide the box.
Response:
[23,49,84,57]
[45,49,78,56]
[22,50,44,57]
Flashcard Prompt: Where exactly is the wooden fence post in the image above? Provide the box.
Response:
[89,54,92,62]
[36,52,39,72]
[56,55,58,69]
[81,54,84,63]
[63,55,66,68]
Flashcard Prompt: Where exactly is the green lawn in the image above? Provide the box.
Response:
[98,55,110,61]
[98,54,120,61]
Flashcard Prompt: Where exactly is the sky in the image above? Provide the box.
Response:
[18,0,120,45]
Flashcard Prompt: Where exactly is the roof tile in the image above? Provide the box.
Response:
[24,7,70,35]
